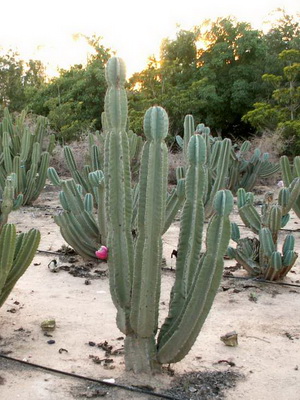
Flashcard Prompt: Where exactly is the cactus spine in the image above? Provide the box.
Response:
[104,57,232,373]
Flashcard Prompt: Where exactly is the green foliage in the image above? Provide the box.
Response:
[243,48,300,154]
[27,36,112,142]
[0,50,47,112]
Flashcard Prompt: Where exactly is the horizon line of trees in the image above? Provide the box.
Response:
[0,10,299,153]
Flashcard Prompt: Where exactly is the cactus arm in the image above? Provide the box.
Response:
[280,156,294,186]
[205,138,231,217]
[47,167,62,186]
[267,206,282,244]
[130,106,168,338]
[0,224,16,294]
[157,190,233,364]
[64,146,91,193]
[156,135,208,350]
[0,226,40,307]
[54,213,99,259]
[238,203,261,234]
[163,178,185,234]
[89,171,106,245]
[30,152,50,203]
[183,114,194,159]
[104,58,134,328]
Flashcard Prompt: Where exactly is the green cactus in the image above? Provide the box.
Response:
[0,174,23,230]
[280,155,300,218]
[228,183,300,280]
[104,57,233,373]
[176,116,231,218]
[228,141,279,194]
[0,169,40,308]
[0,108,54,205]
[49,177,104,260]
[0,223,40,307]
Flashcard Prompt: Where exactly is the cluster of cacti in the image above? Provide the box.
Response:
[176,115,232,217]
[47,170,105,259]
[48,126,143,209]
[228,141,280,194]
[104,57,233,372]
[0,108,55,205]
[176,123,279,197]
[0,175,40,308]
[227,182,300,280]
[280,155,300,218]
[48,161,185,260]
[48,97,184,260]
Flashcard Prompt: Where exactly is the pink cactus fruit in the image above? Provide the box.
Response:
[95,246,108,260]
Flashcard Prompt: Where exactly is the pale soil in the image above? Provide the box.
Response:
[0,184,299,399]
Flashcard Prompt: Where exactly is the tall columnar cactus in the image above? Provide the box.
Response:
[0,108,55,205]
[228,183,300,280]
[104,57,233,373]
[280,155,300,218]
[176,115,231,218]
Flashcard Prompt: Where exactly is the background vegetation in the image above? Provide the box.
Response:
[0,11,299,153]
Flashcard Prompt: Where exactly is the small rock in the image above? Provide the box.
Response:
[41,319,56,332]
[220,331,238,347]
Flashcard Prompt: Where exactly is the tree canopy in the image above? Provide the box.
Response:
[0,12,299,150]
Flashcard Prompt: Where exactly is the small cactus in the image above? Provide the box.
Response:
[228,183,300,280]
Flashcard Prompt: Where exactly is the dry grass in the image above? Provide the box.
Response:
[168,150,185,184]
[49,138,90,177]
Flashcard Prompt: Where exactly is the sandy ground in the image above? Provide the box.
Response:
[0,184,300,399]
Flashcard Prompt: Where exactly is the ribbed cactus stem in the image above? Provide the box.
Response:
[157,190,233,364]
[0,224,40,307]
[104,57,134,334]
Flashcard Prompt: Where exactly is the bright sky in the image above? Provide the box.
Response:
[0,0,299,78]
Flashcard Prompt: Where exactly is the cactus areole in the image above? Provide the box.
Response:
[103,57,232,373]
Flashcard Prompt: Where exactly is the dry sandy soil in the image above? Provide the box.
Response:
[0,183,300,400]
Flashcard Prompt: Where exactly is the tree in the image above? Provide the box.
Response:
[27,36,112,142]
[243,49,300,154]
[0,50,25,111]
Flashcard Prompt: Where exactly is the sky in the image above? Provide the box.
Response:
[0,0,299,78]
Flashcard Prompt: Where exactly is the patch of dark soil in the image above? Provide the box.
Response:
[61,263,108,280]
[164,369,243,399]
[47,247,108,280]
